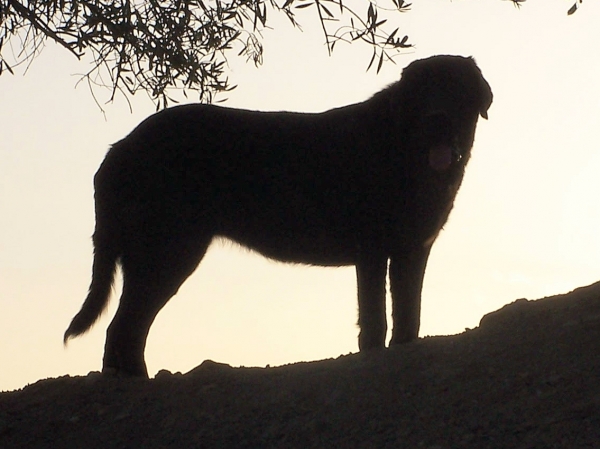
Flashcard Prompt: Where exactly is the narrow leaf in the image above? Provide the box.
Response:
[377,51,384,73]
[367,51,376,71]
[3,61,13,75]
[320,3,334,17]
[387,28,398,44]
[367,3,375,22]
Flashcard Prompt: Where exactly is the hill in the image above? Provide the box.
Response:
[2,281,600,448]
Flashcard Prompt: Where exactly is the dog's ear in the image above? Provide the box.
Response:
[472,58,493,120]
[478,83,492,119]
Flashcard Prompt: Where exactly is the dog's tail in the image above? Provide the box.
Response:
[64,235,118,344]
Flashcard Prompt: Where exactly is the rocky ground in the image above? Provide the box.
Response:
[2,281,600,449]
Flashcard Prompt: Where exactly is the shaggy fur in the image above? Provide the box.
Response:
[65,55,493,377]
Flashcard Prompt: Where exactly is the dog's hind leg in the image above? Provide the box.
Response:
[103,234,211,377]
[388,245,432,345]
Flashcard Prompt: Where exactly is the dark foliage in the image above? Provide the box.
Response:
[0,0,412,107]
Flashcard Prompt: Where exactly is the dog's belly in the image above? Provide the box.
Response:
[218,222,363,266]
[209,183,455,266]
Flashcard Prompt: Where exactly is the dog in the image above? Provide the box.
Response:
[65,55,492,377]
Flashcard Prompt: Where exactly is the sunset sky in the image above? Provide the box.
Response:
[2,0,600,391]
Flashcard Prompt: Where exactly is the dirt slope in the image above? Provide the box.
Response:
[2,281,600,449]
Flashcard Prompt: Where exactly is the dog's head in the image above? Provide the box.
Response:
[392,55,493,172]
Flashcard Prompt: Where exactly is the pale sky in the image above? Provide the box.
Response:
[2,0,600,391]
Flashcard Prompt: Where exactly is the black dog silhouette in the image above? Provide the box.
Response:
[65,55,492,377]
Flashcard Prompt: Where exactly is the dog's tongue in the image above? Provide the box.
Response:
[428,144,453,172]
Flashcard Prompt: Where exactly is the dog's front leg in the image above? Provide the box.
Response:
[388,245,432,345]
[356,252,388,350]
